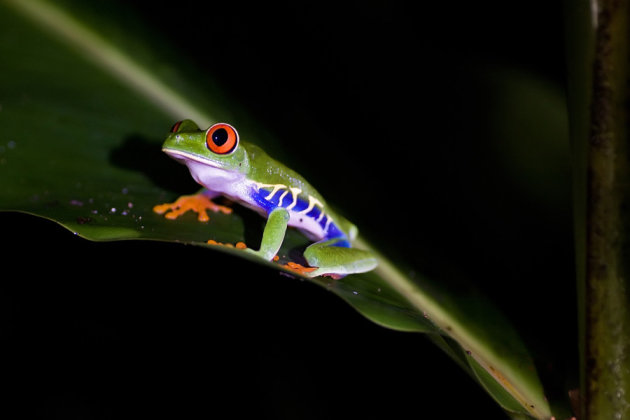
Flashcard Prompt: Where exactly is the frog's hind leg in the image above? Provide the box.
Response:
[303,238,377,278]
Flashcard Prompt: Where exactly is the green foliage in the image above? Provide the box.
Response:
[0,0,583,418]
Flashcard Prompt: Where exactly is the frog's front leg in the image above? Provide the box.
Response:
[246,207,290,260]
[153,189,232,222]
[303,238,378,278]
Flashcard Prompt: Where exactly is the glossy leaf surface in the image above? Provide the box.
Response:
[0,0,567,417]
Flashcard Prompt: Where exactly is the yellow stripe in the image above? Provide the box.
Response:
[297,196,324,215]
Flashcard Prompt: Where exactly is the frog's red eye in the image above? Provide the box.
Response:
[170,120,183,133]
[206,123,239,155]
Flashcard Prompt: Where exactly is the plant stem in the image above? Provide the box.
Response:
[583,0,630,418]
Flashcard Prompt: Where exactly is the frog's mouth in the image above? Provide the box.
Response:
[163,147,244,189]
[162,147,224,169]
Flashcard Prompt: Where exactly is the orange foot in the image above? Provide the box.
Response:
[207,239,247,249]
[281,261,318,277]
[153,193,232,222]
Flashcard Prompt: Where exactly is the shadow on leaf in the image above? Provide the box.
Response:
[109,134,197,193]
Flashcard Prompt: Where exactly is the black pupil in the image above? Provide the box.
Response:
[212,128,228,146]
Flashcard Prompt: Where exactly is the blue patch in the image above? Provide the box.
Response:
[332,238,352,248]
[291,197,309,213]
[317,214,328,229]
[250,185,350,247]
[249,186,276,214]
[316,214,350,246]
[306,206,321,220]
[265,189,283,207]
[325,222,349,246]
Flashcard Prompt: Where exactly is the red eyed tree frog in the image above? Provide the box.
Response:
[154,120,378,278]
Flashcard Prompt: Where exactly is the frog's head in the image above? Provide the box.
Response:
[162,120,250,189]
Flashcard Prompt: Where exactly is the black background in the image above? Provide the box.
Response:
[3,0,574,419]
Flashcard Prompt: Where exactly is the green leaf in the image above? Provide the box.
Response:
[0,0,560,417]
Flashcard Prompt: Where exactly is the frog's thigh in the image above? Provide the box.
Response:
[304,239,378,277]
[251,207,290,260]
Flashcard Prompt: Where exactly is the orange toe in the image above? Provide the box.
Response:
[154,193,232,222]
[282,261,318,276]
